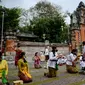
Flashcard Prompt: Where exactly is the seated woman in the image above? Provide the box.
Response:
[34,52,41,69]
[66,49,78,73]
[0,52,9,85]
[18,52,32,83]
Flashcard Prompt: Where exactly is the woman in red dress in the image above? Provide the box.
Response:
[15,46,22,67]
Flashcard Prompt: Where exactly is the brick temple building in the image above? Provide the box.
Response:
[71,1,85,52]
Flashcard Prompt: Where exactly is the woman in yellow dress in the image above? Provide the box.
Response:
[18,52,32,83]
[0,52,9,85]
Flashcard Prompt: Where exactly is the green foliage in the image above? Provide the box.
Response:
[28,1,68,43]
[0,1,68,43]
[19,9,30,27]
[0,6,21,31]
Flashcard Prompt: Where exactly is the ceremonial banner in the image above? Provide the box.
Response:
[6,40,15,52]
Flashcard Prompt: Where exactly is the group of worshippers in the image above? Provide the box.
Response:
[0,46,32,85]
[33,46,67,70]
[33,45,84,78]
[1,41,85,84]
[66,41,85,74]
[44,42,85,77]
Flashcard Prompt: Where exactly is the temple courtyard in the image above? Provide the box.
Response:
[8,61,85,85]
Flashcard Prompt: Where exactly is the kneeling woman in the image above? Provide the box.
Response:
[0,52,9,85]
[44,46,59,78]
[66,49,78,73]
[34,52,41,69]
[18,52,32,83]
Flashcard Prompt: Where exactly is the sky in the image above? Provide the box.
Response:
[0,0,85,24]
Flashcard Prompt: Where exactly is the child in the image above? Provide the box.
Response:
[34,52,41,69]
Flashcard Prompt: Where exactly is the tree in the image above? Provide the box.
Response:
[0,6,21,32]
[29,1,62,19]
[19,9,31,27]
[29,1,67,43]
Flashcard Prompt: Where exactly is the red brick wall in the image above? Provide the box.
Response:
[80,24,85,42]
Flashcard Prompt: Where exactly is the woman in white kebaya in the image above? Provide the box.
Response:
[66,49,78,73]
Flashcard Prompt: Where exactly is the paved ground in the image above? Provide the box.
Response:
[7,61,85,85]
